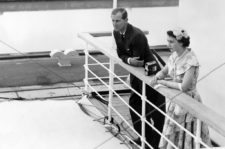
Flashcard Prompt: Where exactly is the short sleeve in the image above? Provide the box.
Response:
[186,53,199,67]
[176,50,199,75]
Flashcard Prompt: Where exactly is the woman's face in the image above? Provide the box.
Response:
[167,35,182,52]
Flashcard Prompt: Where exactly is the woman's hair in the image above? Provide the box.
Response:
[111,8,128,20]
[167,29,190,48]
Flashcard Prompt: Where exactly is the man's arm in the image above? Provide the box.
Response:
[116,46,130,64]
[113,31,130,63]
[132,33,155,65]
[120,33,146,67]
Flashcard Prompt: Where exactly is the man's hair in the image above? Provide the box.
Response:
[111,8,128,20]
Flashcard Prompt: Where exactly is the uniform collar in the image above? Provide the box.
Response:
[119,23,129,35]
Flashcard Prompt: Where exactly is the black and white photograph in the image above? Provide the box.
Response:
[0,0,224,149]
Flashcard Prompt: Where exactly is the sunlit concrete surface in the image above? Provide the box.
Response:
[0,83,131,149]
[0,97,127,149]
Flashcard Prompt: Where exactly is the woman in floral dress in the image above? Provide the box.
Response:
[150,28,212,149]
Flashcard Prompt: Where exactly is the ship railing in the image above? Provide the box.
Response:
[78,32,225,149]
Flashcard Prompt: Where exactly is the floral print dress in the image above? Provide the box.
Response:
[158,49,212,149]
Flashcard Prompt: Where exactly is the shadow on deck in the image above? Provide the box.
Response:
[86,85,142,148]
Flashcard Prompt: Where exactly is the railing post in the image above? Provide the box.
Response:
[141,82,146,149]
[84,43,89,91]
[108,58,115,123]
[196,119,202,149]
[113,0,117,8]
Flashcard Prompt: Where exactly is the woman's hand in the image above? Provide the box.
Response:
[157,80,167,86]
[149,75,158,87]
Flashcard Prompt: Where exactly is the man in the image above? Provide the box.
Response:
[111,8,165,149]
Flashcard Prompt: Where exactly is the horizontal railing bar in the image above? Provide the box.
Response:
[88,75,128,80]
[156,86,225,137]
[88,62,109,65]
[89,31,149,37]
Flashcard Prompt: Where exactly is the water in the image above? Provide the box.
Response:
[0,7,178,54]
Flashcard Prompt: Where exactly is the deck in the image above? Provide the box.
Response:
[0,83,128,149]
[0,54,128,87]
[85,83,141,148]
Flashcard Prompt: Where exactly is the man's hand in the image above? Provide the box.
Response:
[129,57,144,67]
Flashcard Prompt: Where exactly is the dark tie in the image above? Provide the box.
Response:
[121,34,125,41]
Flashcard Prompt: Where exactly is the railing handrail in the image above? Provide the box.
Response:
[89,31,149,37]
[78,32,225,138]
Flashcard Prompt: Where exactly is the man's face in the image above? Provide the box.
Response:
[111,12,127,32]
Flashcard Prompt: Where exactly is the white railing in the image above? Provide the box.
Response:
[78,32,225,149]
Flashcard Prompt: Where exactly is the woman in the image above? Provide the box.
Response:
[150,28,212,149]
